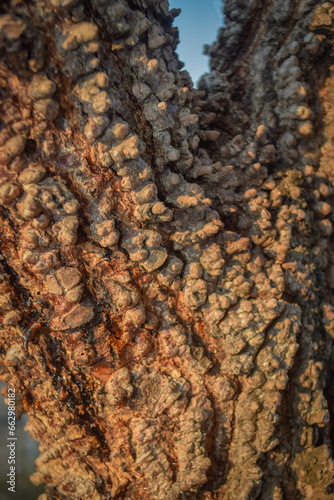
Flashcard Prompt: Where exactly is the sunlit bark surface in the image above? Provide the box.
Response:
[1,0,334,498]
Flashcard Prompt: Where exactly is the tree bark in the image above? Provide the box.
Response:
[1,0,334,498]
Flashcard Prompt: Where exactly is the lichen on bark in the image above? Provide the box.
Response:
[1,0,334,499]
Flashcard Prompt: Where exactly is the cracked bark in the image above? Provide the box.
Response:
[1,0,334,499]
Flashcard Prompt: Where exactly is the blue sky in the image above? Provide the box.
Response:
[169,0,223,86]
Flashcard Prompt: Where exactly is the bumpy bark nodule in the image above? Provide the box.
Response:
[1,0,334,498]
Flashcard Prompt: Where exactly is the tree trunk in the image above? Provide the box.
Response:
[1,0,334,498]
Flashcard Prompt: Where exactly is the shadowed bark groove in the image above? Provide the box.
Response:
[1,0,334,499]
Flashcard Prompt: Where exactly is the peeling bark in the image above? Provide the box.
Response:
[1,0,334,499]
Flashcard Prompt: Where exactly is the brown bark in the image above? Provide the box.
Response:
[1,0,334,498]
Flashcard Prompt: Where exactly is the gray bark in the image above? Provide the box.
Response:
[0,0,334,498]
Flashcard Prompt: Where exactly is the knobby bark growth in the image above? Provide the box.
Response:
[1,0,334,498]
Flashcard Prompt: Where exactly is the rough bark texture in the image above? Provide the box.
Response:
[1,0,334,498]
